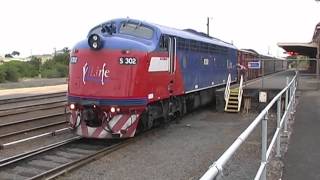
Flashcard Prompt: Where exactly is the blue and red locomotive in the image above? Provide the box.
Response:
[67,18,238,139]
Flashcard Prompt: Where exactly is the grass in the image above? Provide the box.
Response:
[0,78,67,90]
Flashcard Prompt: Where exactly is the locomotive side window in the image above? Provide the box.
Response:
[88,22,116,36]
[119,22,154,39]
[159,35,169,51]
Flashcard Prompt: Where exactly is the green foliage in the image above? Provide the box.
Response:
[52,52,69,66]
[0,50,70,83]
[41,68,61,78]
[41,62,68,78]
[6,60,37,77]
[5,65,19,82]
[0,63,20,82]
[41,51,69,78]
[0,67,6,83]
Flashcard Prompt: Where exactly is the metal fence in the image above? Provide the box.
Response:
[200,71,298,180]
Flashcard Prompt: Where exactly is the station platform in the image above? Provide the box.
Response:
[282,76,320,180]
[0,84,67,100]
[243,70,295,90]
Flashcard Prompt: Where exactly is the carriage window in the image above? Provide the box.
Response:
[119,22,154,39]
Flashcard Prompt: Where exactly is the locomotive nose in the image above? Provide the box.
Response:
[88,33,103,50]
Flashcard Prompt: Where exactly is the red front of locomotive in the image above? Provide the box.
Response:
[68,51,148,138]
[68,20,157,138]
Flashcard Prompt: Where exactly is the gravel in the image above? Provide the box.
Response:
[57,109,278,180]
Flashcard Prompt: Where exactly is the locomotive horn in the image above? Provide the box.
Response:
[88,33,103,50]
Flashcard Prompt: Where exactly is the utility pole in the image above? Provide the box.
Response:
[207,17,210,36]
[54,47,57,57]
[207,17,213,36]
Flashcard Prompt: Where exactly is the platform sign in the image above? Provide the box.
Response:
[248,61,261,69]
[259,91,267,103]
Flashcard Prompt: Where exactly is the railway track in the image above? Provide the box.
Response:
[0,137,130,180]
[0,112,70,143]
[0,92,67,117]
[0,92,67,105]
[0,116,67,139]
[0,92,69,144]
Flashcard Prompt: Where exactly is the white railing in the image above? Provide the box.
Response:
[201,71,298,180]
[224,74,231,110]
[237,75,244,111]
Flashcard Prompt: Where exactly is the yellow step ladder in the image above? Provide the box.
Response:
[225,88,241,112]
[224,74,243,113]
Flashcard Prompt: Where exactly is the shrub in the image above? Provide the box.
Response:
[55,63,68,77]
[3,64,20,82]
[6,61,36,78]
[41,69,59,78]
[0,66,5,83]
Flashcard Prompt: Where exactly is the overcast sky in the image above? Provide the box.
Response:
[0,0,319,57]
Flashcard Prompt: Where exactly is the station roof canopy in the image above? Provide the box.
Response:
[278,22,320,58]
[277,42,318,58]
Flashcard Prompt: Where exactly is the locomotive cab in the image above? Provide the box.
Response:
[68,19,160,138]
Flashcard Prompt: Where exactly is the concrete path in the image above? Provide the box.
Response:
[282,84,320,179]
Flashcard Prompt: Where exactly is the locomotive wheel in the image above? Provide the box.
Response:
[138,110,154,131]
[137,111,148,133]
[161,100,170,123]
[147,114,154,129]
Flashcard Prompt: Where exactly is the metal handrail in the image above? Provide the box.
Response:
[237,75,244,111]
[201,71,298,180]
[224,74,231,110]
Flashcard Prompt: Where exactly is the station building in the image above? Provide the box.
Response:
[278,22,320,74]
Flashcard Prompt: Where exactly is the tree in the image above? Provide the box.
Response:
[11,51,20,56]
[5,54,13,58]
[28,56,42,76]
[62,47,70,53]
[52,49,69,65]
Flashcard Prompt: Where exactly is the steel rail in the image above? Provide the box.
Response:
[0,92,66,105]
[0,121,67,139]
[29,140,132,180]
[0,112,67,128]
[0,102,66,118]
[0,99,66,112]
[1,128,71,148]
[0,136,81,167]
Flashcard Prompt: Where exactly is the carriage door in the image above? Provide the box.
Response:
[168,36,176,95]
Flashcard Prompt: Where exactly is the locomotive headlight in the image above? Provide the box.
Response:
[88,33,103,50]
[110,107,116,113]
[69,104,76,110]
[92,42,98,49]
